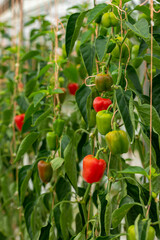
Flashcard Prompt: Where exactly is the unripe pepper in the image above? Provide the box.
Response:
[53,119,65,137]
[82,155,106,184]
[46,132,59,151]
[93,97,112,112]
[95,73,113,92]
[14,113,25,131]
[101,12,118,28]
[38,160,53,183]
[105,130,129,154]
[96,110,112,135]
[128,224,155,240]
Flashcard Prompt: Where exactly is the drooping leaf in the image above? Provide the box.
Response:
[65,12,87,56]
[112,196,136,229]
[18,165,33,204]
[14,132,39,163]
[76,84,91,126]
[64,133,81,192]
[50,157,64,171]
[135,103,160,136]
[80,42,95,76]
[153,74,160,116]
[96,36,116,61]
[33,108,51,126]
[87,3,109,24]
[21,50,40,61]
[118,166,148,178]
[32,92,46,107]
[24,194,51,240]
[116,87,134,141]
[127,65,142,94]
[143,55,160,69]
[126,19,149,39]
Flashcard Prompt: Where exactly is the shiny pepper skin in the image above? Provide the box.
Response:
[128,224,155,240]
[95,74,113,92]
[53,119,65,137]
[82,155,106,184]
[38,160,53,183]
[68,83,79,95]
[105,130,129,154]
[14,113,25,131]
[46,132,59,151]
[93,97,112,112]
[96,110,112,135]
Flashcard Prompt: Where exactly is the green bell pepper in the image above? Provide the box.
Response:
[96,110,112,135]
[46,132,59,151]
[53,119,65,137]
[105,130,129,154]
[128,224,155,240]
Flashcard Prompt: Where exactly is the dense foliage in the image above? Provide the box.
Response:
[0,1,160,239]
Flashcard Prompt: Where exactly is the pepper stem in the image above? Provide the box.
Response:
[102,66,106,75]
[95,147,105,159]
[113,122,117,131]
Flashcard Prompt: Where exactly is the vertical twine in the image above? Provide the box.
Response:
[146,0,153,217]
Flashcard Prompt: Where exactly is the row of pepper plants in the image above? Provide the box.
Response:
[0,0,160,239]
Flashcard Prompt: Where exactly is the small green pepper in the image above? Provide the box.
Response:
[128,224,155,240]
[46,132,59,151]
[53,119,65,137]
[96,110,112,135]
[105,130,129,154]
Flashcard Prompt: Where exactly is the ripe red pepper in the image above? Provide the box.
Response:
[68,83,79,95]
[14,113,25,131]
[38,160,53,183]
[82,155,106,184]
[93,97,112,112]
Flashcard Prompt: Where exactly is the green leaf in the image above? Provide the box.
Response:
[95,36,116,61]
[33,92,46,107]
[127,65,142,94]
[24,103,39,121]
[87,3,108,24]
[14,132,39,163]
[64,133,81,192]
[39,223,51,240]
[135,103,160,136]
[18,165,33,204]
[116,87,134,141]
[65,12,87,56]
[24,194,51,240]
[143,55,160,69]
[105,194,112,235]
[25,78,37,97]
[112,196,135,228]
[21,50,40,61]
[33,108,51,126]
[118,166,148,178]
[16,95,29,112]
[36,64,52,79]
[153,74,160,116]
[75,84,91,126]
[50,157,64,171]
[126,19,149,39]
[80,42,95,76]
[135,215,151,240]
